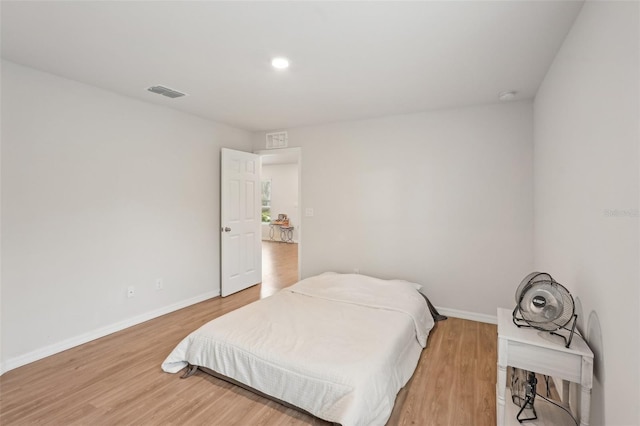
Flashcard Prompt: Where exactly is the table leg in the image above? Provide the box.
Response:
[562,380,570,404]
[497,337,507,426]
[580,384,591,426]
[497,364,507,426]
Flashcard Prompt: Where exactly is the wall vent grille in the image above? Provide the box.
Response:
[266,131,288,149]
[147,85,187,99]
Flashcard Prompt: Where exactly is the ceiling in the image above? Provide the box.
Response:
[1,1,583,132]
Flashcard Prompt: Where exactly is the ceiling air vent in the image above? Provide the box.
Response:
[147,85,187,99]
[266,131,288,149]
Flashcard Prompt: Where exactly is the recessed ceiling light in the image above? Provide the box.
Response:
[498,90,517,101]
[271,57,290,69]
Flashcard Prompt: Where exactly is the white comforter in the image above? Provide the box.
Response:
[162,273,434,425]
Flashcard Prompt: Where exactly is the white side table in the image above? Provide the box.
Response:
[496,308,594,426]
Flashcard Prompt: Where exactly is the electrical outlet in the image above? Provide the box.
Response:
[127,286,135,298]
[305,208,314,217]
[155,278,163,291]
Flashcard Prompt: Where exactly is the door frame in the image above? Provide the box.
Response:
[255,147,302,282]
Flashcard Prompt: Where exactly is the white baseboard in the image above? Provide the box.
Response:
[436,306,498,324]
[0,290,220,376]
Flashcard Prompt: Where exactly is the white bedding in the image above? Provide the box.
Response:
[161,272,435,425]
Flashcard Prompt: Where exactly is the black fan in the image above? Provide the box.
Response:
[513,272,578,348]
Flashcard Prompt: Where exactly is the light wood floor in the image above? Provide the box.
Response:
[0,242,497,425]
[260,241,299,298]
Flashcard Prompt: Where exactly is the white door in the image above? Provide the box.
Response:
[221,148,262,297]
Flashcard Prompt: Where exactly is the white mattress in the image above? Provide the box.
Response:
[162,272,435,425]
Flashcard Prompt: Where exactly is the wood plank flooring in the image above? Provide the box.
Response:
[260,241,299,298]
[0,242,498,425]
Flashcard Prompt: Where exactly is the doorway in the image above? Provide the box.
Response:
[257,148,301,297]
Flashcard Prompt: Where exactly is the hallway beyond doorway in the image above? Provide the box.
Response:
[260,241,298,298]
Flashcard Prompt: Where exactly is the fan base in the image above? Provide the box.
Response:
[512,308,578,348]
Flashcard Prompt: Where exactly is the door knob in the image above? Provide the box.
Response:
[222,227,231,232]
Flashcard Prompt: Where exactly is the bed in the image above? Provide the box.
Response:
[161,272,437,425]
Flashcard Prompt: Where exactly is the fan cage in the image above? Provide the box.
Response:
[518,280,575,331]
[513,272,578,348]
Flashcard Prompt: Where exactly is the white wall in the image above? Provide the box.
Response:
[533,2,639,425]
[254,101,534,320]
[0,61,253,372]
[261,163,299,242]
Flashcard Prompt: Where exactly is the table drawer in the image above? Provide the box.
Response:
[508,340,582,382]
